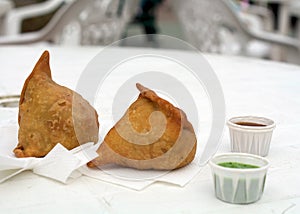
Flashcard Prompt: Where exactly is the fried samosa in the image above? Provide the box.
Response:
[14,51,99,158]
[87,83,197,170]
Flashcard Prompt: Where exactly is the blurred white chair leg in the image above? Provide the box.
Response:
[278,3,290,35]
[0,0,14,35]
[297,20,300,40]
[270,45,285,61]
[288,0,300,40]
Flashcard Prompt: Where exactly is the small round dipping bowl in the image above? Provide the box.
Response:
[209,153,270,204]
[227,116,275,157]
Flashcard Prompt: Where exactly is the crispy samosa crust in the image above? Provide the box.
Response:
[87,83,197,170]
[14,51,99,157]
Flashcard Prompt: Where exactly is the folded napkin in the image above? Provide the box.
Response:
[79,160,202,190]
[0,123,203,190]
[0,124,98,183]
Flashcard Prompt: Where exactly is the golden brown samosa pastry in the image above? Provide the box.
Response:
[14,51,99,157]
[88,83,197,170]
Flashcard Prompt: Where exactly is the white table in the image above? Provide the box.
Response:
[0,46,300,213]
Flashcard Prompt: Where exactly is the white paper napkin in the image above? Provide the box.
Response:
[79,161,202,191]
[0,124,202,190]
[0,124,98,184]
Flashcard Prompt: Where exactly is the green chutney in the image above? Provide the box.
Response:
[218,162,259,169]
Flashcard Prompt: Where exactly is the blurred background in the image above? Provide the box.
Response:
[0,0,299,64]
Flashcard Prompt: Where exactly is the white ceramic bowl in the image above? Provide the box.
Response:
[227,116,275,157]
[209,153,270,204]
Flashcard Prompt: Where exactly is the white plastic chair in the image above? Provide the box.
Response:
[0,0,137,46]
[172,0,300,63]
[2,0,67,36]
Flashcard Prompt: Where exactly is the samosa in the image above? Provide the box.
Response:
[88,83,197,170]
[14,51,99,157]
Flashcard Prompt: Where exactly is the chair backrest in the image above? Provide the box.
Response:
[3,0,65,36]
[4,0,137,45]
[34,0,134,45]
[172,0,251,53]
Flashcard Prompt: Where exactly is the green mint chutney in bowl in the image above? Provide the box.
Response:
[209,153,270,204]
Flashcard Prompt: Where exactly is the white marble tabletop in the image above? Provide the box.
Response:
[0,46,300,213]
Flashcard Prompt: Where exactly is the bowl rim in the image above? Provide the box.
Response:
[227,116,275,131]
[0,95,20,108]
[209,152,270,172]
